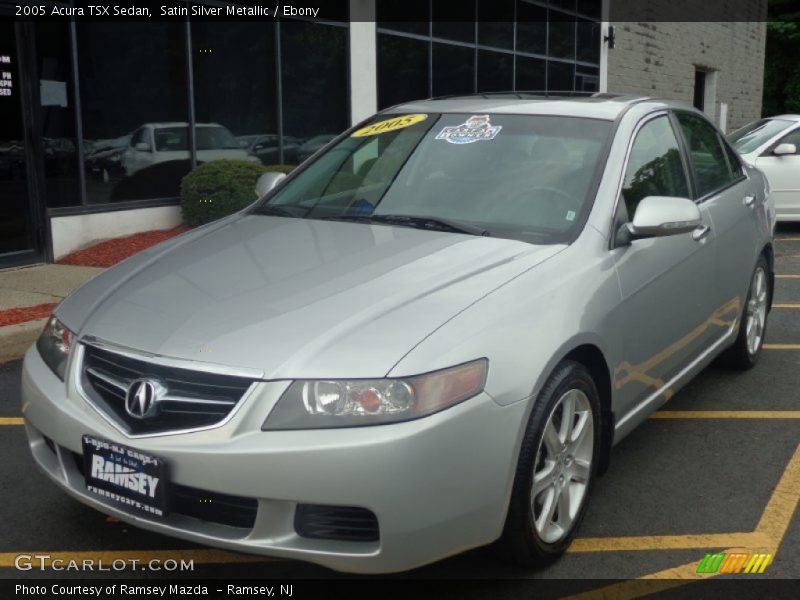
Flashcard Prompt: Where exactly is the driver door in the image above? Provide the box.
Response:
[611,114,717,421]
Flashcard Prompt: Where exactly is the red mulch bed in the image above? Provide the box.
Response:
[57,226,191,268]
[0,303,57,327]
[0,227,191,329]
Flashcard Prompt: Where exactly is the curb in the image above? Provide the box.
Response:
[0,318,46,363]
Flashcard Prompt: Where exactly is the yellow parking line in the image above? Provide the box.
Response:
[776,237,800,242]
[754,445,800,543]
[0,549,274,568]
[764,343,800,350]
[0,417,23,425]
[568,531,767,553]
[651,411,800,419]
[565,444,800,597]
[776,274,800,279]
[774,303,800,308]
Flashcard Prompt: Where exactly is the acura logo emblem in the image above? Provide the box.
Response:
[125,379,165,419]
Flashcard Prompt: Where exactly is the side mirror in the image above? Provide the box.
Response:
[255,171,287,197]
[134,142,151,152]
[619,196,701,243]
[774,143,797,156]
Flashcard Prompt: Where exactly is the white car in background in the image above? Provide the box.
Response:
[729,115,800,221]
[122,122,260,176]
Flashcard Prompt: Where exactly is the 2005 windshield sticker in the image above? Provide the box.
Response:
[435,115,502,145]
[351,114,428,137]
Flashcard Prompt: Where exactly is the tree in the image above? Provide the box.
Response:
[763,0,800,116]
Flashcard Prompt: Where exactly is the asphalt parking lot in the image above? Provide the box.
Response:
[1,230,798,594]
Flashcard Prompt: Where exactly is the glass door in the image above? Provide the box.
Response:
[0,14,44,267]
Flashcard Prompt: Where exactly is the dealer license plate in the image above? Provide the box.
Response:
[82,435,168,518]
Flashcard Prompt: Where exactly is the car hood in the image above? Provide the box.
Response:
[59,216,564,378]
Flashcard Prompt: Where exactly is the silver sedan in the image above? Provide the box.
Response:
[22,95,774,573]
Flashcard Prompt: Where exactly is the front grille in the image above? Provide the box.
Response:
[295,504,380,542]
[80,344,254,435]
[72,452,258,529]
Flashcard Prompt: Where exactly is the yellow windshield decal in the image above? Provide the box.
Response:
[351,114,428,137]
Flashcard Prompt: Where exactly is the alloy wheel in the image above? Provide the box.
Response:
[745,267,768,356]
[531,388,594,544]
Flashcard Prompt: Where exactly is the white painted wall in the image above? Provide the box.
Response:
[51,205,182,259]
[703,69,718,121]
[718,102,728,133]
[348,0,377,124]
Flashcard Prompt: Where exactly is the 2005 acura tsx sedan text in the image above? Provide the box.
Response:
[22,94,775,573]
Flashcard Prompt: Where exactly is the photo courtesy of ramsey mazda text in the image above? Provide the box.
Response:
[22,94,775,573]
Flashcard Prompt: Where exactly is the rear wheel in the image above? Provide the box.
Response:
[498,361,600,567]
[722,256,770,370]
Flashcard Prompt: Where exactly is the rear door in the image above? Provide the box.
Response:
[755,126,800,219]
[673,111,763,343]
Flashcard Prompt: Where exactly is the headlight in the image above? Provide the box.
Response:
[36,316,74,381]
[262,359,488,430]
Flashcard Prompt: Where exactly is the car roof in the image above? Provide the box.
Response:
[767,114,800,123]
[383,93,696,121]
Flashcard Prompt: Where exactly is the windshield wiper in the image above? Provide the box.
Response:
[252,204,304,218]
[300,212,490,236]
[369,214,490,236]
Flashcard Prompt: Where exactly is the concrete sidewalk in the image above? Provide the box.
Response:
[0,264,103,362]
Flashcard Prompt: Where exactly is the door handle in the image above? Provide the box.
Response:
[692,224,711,241]
[743,195,756,207]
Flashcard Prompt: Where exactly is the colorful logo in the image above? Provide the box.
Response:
[435,115,502,145]
[696,552,773,574]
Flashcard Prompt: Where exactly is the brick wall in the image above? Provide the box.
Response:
[606,6,767,131]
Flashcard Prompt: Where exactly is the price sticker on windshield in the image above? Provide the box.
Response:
[352,114,428,137]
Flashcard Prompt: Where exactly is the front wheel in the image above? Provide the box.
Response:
[498,361,600,567]
[721,256,770,370]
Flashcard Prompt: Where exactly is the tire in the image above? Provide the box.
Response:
[497,360,601,567]
[721,255,770,370]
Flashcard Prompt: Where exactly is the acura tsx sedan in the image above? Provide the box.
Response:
[22,94,774,573]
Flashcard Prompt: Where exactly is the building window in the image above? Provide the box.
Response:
[478,49,513,92]
[191,19,279,166]
[76,22,190,204]
[478,0,514,49]
[433,43,475,97]
[377,33,429,108]
[376,0,602,109]
[281,20,349,165]
[35,21,81,208]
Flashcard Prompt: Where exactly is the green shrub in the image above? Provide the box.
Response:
[180,161,295,226]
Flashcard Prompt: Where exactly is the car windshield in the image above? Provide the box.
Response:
[153,126,240,151]
[253,113,612,243]
[728,118,795,154]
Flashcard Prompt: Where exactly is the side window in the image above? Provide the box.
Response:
[130,128,145,146]
[676,112,734,197]
[621,116,690,219]
[722,138,744,178]
[775,129,800,154]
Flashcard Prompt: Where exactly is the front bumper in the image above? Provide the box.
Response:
[21,346,527,573]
